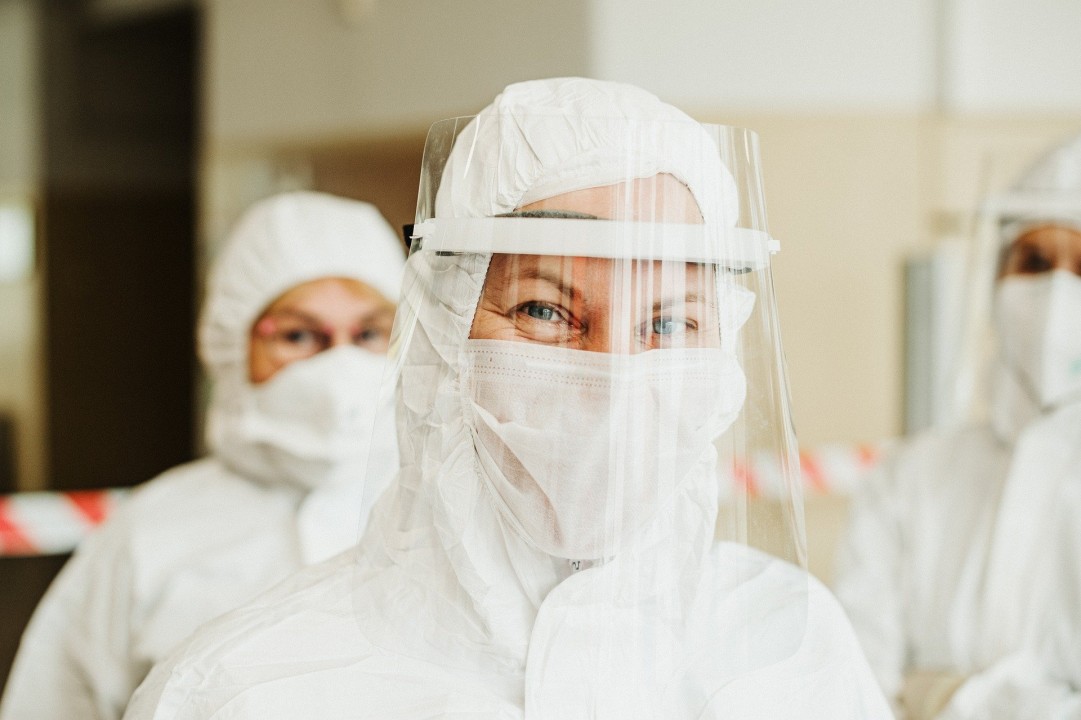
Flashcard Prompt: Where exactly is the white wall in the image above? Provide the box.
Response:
[946,0,1081,112]
[589,0,938,112]
[587,0,1081,114]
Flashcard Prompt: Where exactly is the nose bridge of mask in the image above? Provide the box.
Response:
[252,345,388,438]
[996,270,1081,408]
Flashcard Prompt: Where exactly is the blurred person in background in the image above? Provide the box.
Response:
[835,134,1081,719]
[123,78,890,720]
[0,191,405,720]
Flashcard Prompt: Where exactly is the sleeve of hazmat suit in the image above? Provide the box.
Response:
[836,418,1081,719]
[934,654,1081,720]
[936,440,1081,720]
[0,460,305,720]
[833,445,908,713]
[0,500,141,720]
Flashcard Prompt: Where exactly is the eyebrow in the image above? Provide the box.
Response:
[507,266,718,307]
[651,292,715,313]
[263,305,393,327]
[262,308,322,326]
[511,264,579,302]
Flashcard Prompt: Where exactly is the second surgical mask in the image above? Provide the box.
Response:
[209,345,393,492]
[995,270,1081,410]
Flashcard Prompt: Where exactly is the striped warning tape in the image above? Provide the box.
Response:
[722,442,886,500]
[0,443,886,557]
[0,489,130,558]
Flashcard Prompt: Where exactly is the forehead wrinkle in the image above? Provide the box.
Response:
[354,304,395,323]
[1011,224,1081,249]
[262,308,321,325]
[633,261,715,311]
[266,301,389,330]
[651,292,716,313]
[491,255,579,304]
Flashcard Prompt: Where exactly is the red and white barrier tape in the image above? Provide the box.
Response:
[0,489,130,558]
[0,443,886,557]
[730,442,885,500]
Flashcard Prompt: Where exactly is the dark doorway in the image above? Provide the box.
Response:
[40,1,199,490]
[0,554,69,688]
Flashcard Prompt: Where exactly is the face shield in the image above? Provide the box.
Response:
[404,114,804,565]
[356,101,812,706]
[947,137,1081,435]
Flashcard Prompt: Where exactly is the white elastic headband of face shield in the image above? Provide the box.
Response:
[982,194,1081,241]
[410,217,779,269]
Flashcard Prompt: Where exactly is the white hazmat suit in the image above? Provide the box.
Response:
[124,78,890,720]
[835,134,1081,718]
[0,192,405,720]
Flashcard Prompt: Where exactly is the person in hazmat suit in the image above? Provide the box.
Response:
[122,77,891,720]
[835,133,1081,719]
[0,191,405,720]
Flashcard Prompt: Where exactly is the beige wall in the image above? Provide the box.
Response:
[723,114,928,445]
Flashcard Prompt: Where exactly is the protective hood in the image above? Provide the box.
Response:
[432,78,739,224]
[995,132,1081,237]
[199,191,405,492]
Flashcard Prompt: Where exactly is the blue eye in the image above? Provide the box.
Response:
[652,317,686,335]
[523,304,557,321]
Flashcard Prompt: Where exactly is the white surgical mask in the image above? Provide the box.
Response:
[460,339,745,560]
[209,345,392,492]
[994,270,1081,411]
